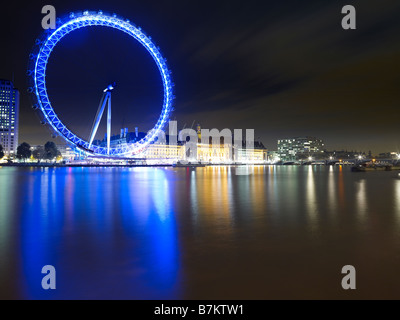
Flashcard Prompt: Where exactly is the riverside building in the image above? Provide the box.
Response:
[0,79,19,157]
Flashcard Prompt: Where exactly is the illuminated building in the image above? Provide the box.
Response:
[278,136,324,161]
[141,144,184,163]
[233,141,267,163]
[95,129,267,164]
[193,138,266,164]
[267,150,280,163]
[0,79,19,156]
[56,145,76,161]
[64,125,267,164]
[197,143,232,163]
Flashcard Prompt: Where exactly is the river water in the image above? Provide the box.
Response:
[0,165,399,299]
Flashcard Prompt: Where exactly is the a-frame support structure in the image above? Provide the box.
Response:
[88,84,115,155]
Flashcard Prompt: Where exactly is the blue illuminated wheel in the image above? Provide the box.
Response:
[27,10,174,157]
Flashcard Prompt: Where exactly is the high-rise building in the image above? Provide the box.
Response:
[278,136,324,161]
[0,79,19,156]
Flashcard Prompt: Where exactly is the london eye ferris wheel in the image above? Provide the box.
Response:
[27,10,174,157]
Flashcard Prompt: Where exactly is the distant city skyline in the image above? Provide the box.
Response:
[1,1,399,154]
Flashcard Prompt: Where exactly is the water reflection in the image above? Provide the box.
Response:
[327,166,337,215]
[193,166,234,234]
[394,179,400,227]
[1,166,400,299]
[146,169,178,289]
[337,165,346,211]
[13,167,181,299]
[0,168,16,283]
[20,168,64,299]
[306,166,318,231]
[64,167,75,226]
[355,178,367,223]
[267,165,278,213]
[190,169,199,223]
[250,166,266,218]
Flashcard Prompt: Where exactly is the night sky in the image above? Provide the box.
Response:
[1,0,399,153]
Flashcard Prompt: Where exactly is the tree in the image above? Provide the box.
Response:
[0,144,4,159]
[44,141,60,161]
[16,142,32,162]
[32,146,45,162]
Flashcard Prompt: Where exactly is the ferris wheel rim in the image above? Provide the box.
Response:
[28,10,174,157]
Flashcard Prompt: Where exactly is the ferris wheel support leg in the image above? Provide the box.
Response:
[88,92,108,149]
[107,94,111,155]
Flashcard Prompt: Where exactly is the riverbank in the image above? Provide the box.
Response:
[0,163,266,168]
[0,162,174,168]
[1,163,400,169]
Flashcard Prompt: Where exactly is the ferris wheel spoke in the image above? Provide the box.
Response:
[106,91,111,155]
[88,91,108,149]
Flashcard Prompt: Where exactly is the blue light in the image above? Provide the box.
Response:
[29,11,174,157]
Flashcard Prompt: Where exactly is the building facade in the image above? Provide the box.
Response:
[63,124,267,164]
[57,144,76,161]
[73,127,267,164]
[278,136,324,161]
[0,79,19,157]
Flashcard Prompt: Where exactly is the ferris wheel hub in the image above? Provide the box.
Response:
[103,82,116,92]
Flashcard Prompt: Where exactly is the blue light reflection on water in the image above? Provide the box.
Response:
[130,167,180,298]
[1,165,400,299]
[13,167,180,299]
[19,168,62,299]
